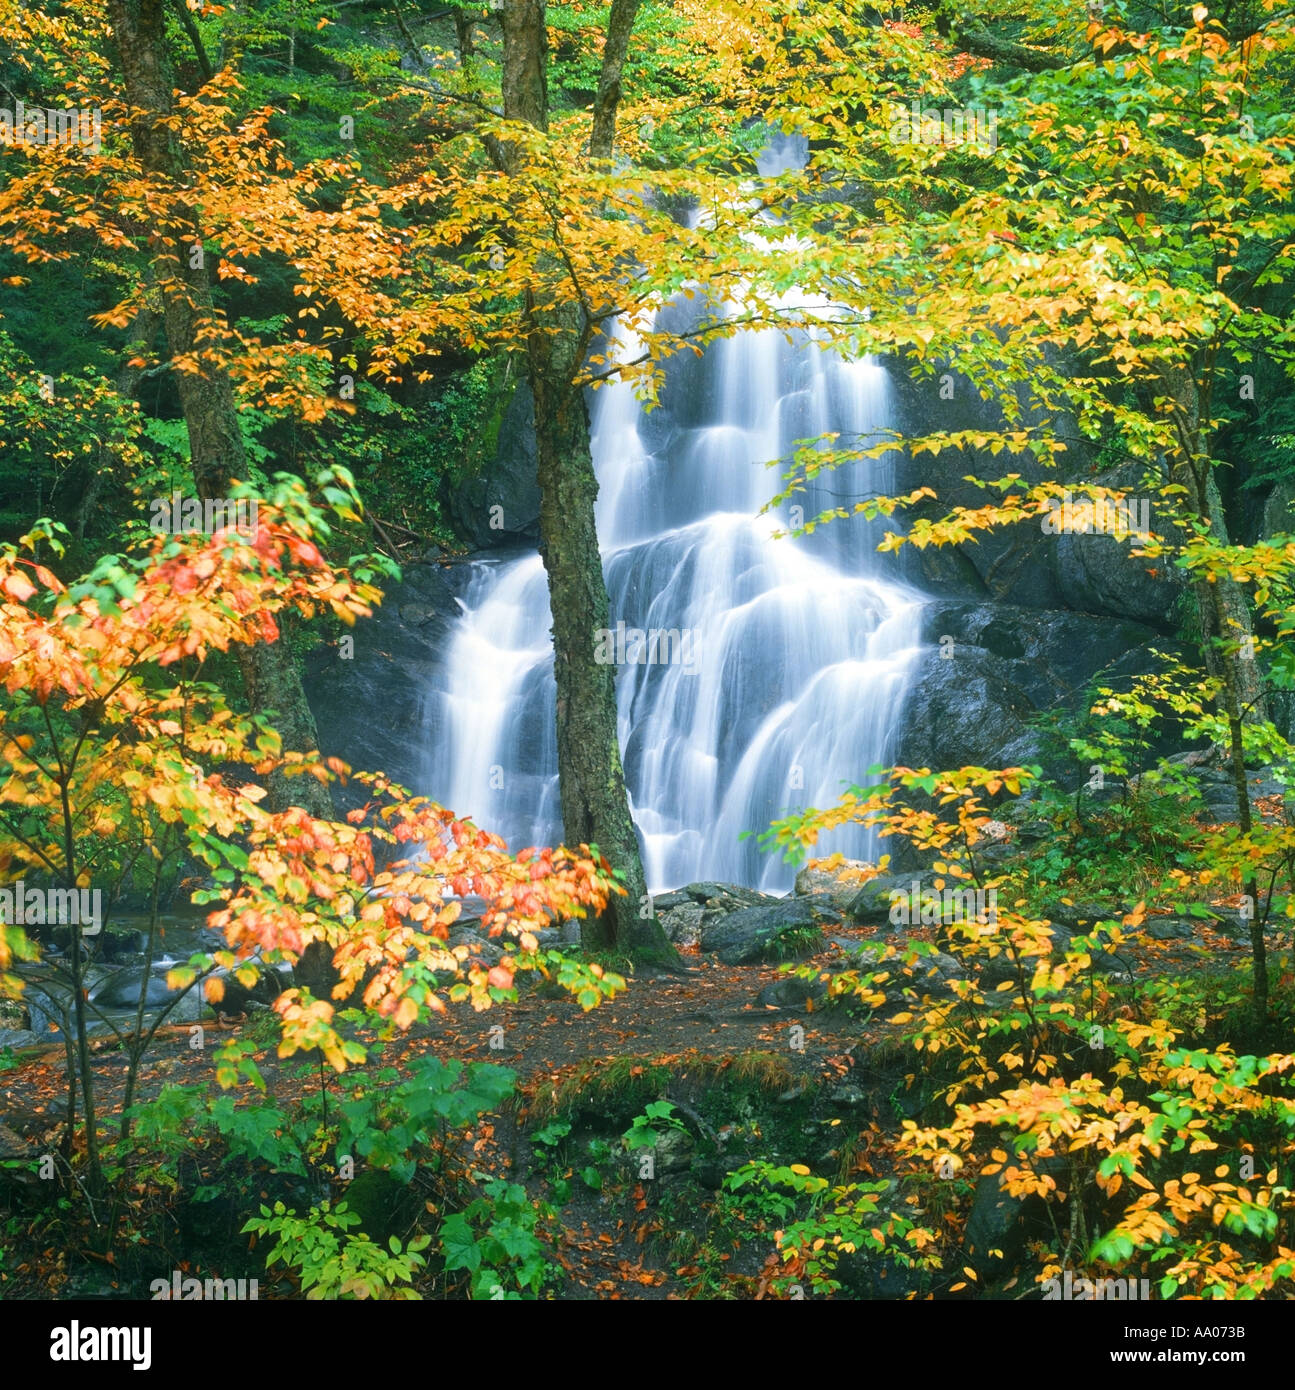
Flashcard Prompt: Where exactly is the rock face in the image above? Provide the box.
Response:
[895,602,1170,780]
[447,384,542,548]
[660,903,704,949]
[885,356,1187,777]
[302,557,461,807]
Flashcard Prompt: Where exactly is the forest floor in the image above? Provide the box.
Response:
[1,912,1269,1299]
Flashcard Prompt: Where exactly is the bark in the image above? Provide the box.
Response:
[453,8,476,67]
[951,15,1073,72]
[105,0,333,825]
[1157,361,1267,1016]
[590,0,641,161]
[500,0,547,139]
[500,0,674,960]
[76,306,160,540]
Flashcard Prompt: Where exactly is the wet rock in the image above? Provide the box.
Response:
[625,1125,693,1177]
[964,1171,1029,1273]
[845,870,944,927]
[650,889,695,913]
[1041,901,1129,935]
[1142,917,1200,941]
[826,1083,868,1109]
[303,559,459,801]
[91,966,179,1010]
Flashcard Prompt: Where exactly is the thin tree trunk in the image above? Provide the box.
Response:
[105,0,333,824]
[590,0,641,161]
[500,0,674,960]
[1158,362,1267,1016]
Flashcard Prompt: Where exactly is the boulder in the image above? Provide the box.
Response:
[661,903,704,949]
[649,889,695,913]
[680,882,778,912]
[845,870,944,927]
[754,973,828,1009]
[793,859,879,912]
[1141,917,1200,941]
[91,966,179,1010]
[700,900,827,965]
[963,1171,1030,1274]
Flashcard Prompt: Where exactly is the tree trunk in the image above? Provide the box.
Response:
[590,0,641,161]
[1158,361,1267,1016]
[501,0,674,960]
[529,321,667,956]
[105,0,332,824]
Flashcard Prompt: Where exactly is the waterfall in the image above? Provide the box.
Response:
[423,147,925,893]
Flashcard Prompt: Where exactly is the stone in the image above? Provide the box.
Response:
[826,1083,868,1109]
[845,870,944,927]
[963,1171,1029,1273]
[1142,917,1199,941]
[754,973,828,1009]
[661,903,704,949]
[680,882,778,911]
[625,1125,693,1177]
[90,966,179,1010]
[447,383,541,548]
[1041,901,1128,935]
[700,900,825,965]
[649,889,694,913]
[793,859,878,912]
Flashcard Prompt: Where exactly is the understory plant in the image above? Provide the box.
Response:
[752,762,1295,1298]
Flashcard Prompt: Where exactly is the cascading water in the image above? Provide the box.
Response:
[423,140,925,893]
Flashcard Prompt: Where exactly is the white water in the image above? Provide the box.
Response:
[423,142,925,893]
